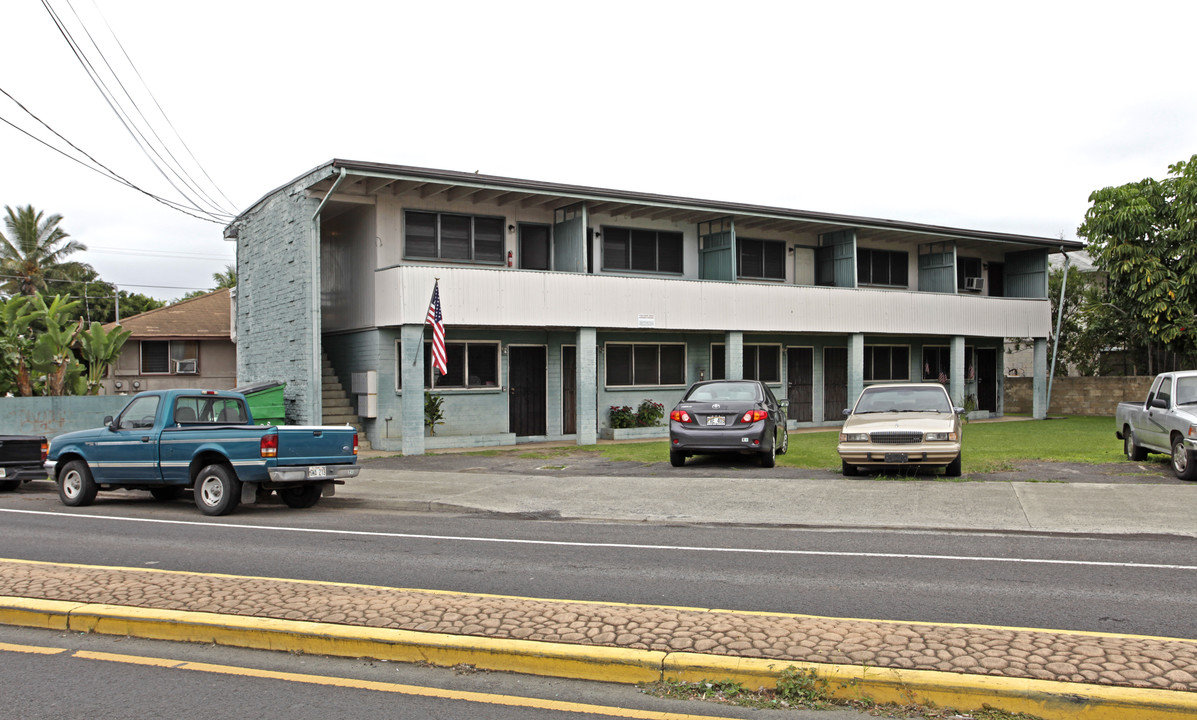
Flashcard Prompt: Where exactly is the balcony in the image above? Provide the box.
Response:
[374,265,1051,338]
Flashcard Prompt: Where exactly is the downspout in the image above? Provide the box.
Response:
[1047,248,1070,413]
[308,167,347,423]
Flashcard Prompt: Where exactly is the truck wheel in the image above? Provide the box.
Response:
[1170,437,1197,481]
[194,464,241,516]
[1125,428,1148,462]
[280,485,322,508]
[944,453,962,477]
[0,479,19,492]
[58,460,98,507]
[150,486,184,501]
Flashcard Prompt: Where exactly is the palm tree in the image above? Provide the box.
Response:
[212,263,236,288]
[0,205,88,296]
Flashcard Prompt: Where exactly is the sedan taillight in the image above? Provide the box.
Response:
[741,410,768,423]
[670,410,693,423]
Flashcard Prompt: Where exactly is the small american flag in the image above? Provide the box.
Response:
[426,281,447,376]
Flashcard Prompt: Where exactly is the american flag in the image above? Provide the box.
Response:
[426,281,447,376]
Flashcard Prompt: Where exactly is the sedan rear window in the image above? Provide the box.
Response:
[684,382,761,403]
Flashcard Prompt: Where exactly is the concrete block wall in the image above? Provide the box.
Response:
[233,175,322,423]
[1005,376,1155,416]
[0,396,131,438]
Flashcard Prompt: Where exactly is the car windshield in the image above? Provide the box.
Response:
[855,386,952,414]
[1176,377,1197,406]
[684,382,760,403]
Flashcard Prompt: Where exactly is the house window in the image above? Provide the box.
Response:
[140,340,199,374]
[737,238,786,280]
[957,256,983,290]
[922,346,950,382]
[601,227,683,274]
[405,211,505,264]
[605,343,686,386]
[424,342,499,389]
[865,345,909,381]
[710,344,781,383]
[857,248,908,287]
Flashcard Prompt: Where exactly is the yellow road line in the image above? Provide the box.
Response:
[30,645,721,720]
[0,641,67,655]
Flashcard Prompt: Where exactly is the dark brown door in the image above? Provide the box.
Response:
[509,346,547,436]
[823,347,848,421]
[976,348,998,412]
[786,347,813,422]
[562,346,577,435]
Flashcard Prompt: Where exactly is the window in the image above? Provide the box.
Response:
[710,344,781,383]
[737,237,786,280]
[605,343,686,386]
[424,342,499,389]
[601,227,683,274]
[957,256,983,290]
[174,396,246,424]
[922,346,950,382]
[865,345,909,381]
[117,394,161,430]
[405,211,505,264]
[140,340,199,374]
[857,248,908,287]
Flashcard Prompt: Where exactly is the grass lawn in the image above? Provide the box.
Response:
[563,416,1125,474]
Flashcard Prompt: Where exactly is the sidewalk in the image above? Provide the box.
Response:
[1,557,1195,719]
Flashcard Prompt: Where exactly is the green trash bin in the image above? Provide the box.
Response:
[234,381,286,426]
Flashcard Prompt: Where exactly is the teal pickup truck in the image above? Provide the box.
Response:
[47,389,360,515]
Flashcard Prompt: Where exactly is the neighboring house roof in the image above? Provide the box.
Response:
[106,288,231,340]
[230,159,1086,253]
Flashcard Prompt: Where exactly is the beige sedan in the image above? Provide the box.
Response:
[837,383,963,477]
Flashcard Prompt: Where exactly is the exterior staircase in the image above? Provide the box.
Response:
[321,356,371,450]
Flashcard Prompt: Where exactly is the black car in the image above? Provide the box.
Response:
[668,380,789,467]
[0,434,48,491]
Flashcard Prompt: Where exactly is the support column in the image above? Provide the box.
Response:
[950,336,966,406]
[576,327,597,445]
[400,324,426,456]
[847,333,865,409]
[724,331,744,380]
[1032,338,1048,419]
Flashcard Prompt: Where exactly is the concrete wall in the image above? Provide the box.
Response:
[234,169,323,423]
[0,396,132,438]
[1005,376,1155,416]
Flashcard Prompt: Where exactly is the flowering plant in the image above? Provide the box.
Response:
[609,405,636,428]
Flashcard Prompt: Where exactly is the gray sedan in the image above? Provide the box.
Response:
[668,380,789,467]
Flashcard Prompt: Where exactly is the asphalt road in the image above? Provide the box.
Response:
[1,483,1194,640]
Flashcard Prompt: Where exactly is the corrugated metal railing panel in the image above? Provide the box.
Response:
[374,266,1052,338]
[1006,248,1048,299]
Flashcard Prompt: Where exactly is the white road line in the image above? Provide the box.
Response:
[2,507,1195,571]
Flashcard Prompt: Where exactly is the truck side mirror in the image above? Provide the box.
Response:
[103,415,115,430]
[1151,397,1168,409]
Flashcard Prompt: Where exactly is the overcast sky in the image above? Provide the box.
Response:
[3,0,1195,301]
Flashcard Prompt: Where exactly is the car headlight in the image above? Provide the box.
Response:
[925,432,959,442]
[839,433,869,442]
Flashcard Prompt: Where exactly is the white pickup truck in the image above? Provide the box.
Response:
[1115,370,1197,480]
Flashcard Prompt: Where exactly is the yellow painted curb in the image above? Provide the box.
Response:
[663,653,1197,720]
[3,595,1196,720]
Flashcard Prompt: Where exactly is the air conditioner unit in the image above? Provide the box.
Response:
[174,359,198,374]
[964,277,985,291]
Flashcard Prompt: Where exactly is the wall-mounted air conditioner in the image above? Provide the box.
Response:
[964,277,985,291]
[174,359,198,374]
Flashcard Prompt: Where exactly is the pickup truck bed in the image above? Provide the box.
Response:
[0,435,48,491]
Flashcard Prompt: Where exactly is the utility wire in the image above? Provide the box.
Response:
[83,0,238,213]
[38,0,233,223]
[0,89,228,224]
[61,0,234,218]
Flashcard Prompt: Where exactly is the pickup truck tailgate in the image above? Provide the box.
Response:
[275,426,357,466]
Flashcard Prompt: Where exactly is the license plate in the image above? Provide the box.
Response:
[706,416,726,426]
[0,468,6,478]
[884,453,908,463]
[308,465,328,478]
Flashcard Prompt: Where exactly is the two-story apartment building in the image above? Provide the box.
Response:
[228,159,1083,454]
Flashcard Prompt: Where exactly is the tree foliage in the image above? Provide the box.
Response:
[0,205,88,296]
[1078,155,1197,348]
